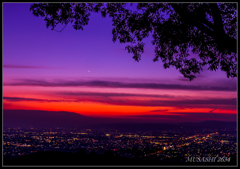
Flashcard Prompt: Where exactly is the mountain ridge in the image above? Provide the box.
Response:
[3,109,236,130]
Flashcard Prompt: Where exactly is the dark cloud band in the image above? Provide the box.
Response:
[4,78,237,91]
[3,94,237,110]
[3,64,47,69]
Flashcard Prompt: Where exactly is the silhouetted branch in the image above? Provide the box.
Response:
[54,23,69,32]
[170,4,214,38]
[30,3,237,80]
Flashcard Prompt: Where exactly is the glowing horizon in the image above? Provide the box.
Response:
[3,3,237,123]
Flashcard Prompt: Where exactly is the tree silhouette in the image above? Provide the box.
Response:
[30,3,237,80]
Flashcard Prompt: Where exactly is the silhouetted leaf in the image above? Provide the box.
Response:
[30,3,237,80]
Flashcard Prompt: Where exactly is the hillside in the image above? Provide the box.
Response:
[4,150,237,166]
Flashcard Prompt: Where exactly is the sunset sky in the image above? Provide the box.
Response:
[3,3,237,123]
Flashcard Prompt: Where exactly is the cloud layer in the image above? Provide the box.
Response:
[4,78,237,91]
[3,91,237,110]
[3,64,48,69]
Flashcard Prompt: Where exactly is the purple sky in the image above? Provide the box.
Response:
[3,3,237,122]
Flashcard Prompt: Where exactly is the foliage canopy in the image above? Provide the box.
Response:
[30,3,237,80]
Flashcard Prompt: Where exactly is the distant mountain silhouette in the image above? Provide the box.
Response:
[3,109,236,131]
[89,120,237,132]
[3,109,129,129]
[3,109,91,129]
[4,150,237,166]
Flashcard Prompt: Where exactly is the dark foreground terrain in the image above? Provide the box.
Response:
[4,150,237,166]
